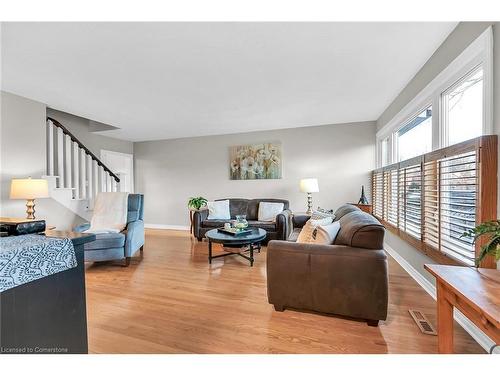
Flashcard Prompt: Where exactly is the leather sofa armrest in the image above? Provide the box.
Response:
[275,209,292,241]
[193,208,209,239]
[292,214,310,229]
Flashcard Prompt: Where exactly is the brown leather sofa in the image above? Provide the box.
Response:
[193,198,292,243]
[266,204,388,326]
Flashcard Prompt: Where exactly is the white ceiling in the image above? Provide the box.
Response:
[1,22,457,141]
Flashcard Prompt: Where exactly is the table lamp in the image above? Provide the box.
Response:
[299,178,319,215]
[10,177,49,219]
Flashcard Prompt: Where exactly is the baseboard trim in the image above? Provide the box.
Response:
[145,223,190,231]
[384,243,495,353]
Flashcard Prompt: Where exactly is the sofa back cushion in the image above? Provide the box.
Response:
[334,204,361,221]
[247,199,289,220]
[334,211,385,249]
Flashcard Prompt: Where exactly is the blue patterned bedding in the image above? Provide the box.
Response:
[0,234,76,293]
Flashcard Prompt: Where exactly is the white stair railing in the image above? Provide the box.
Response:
[46,117,120,201]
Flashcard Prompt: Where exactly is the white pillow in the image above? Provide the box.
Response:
[258,202,285,222]
[296,217,333,243]
[311,221,341,245]
[207,200,231,220]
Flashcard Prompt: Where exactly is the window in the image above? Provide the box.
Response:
[396,107,432,162]
[443,66,483,146]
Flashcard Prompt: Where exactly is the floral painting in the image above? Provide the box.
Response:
[229,142,282,180]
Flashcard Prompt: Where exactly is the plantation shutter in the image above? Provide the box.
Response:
[371,135,497,268]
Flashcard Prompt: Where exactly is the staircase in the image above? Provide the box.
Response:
[43,117,120,221]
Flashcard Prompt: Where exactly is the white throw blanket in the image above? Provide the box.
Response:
[86,192,129,234]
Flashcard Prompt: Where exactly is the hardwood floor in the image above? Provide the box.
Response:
[85,229,484,354]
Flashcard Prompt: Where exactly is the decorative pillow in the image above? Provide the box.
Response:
[258,202,285,222]
[207,200,231,220]
[311,221,341,245]
[310,208,335,221]
[296,217,333,243]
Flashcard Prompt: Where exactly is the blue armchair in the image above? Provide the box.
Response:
[74,194,145,266]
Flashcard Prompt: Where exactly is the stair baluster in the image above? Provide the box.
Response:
[87,154,93,200]
[47,119,55,176]
[56,127,64,188]
[64,134,73,190]
[72,140,79,199]
[80,148,87,199]
[93,160,99,198]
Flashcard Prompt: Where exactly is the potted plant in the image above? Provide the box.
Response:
[462,220,500,267]
[188,196,207,211]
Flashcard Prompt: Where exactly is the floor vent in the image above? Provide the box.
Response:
[409,309,437,335]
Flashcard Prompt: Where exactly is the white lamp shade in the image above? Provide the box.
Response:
[299,178,319,193]
[10,178,49,199]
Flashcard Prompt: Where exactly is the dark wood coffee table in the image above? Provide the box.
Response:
[205,228,267,267]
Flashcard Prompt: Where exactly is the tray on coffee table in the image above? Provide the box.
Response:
[217,227,252,236]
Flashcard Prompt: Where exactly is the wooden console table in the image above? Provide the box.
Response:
[425,264,500,353]
[350,203,372,214]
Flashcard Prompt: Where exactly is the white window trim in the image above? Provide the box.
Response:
[376,26,493,167]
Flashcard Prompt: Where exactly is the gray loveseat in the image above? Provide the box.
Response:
[193,198,291,243]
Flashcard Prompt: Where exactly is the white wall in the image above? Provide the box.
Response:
[0,91,84,230]
[134,121,376,227]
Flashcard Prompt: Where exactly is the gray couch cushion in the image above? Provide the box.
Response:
[84,232,126,250]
